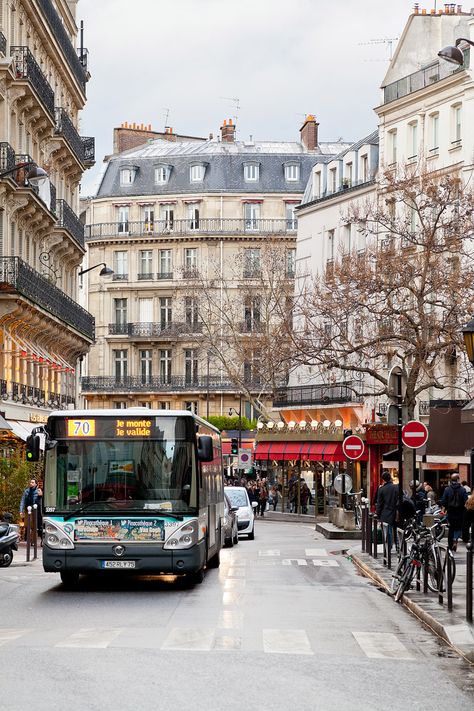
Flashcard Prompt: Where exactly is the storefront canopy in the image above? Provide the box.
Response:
[254,441,368,462]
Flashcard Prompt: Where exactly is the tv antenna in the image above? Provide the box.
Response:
[219,96,240,124]
[359,37,399,61]
[163,107,171,129]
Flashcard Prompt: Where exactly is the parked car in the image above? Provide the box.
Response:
[224,486,256,539]
[223,493,239,547]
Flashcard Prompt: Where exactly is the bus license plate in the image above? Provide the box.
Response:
[101,560,136,569]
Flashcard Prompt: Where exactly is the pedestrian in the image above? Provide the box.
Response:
[300,481,311,514]
[376,471,398,548]
[258,482,268,516]
[440,473,468,551]
[423,482,436,509]
[411,480,427,522]
[464,492,474,542]
[462,480,472,494]
[19,477,43,536]
[270,485,279,511]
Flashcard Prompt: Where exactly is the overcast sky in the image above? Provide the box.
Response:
[78,0,426,195]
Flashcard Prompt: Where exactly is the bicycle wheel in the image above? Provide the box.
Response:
[426,546,442,593]
[391,554,409,594]
[394,561,415,602]
[441,547,456,585]
[354,505,362,530]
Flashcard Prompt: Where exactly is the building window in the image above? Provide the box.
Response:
[388,129,397,164]
[185,349,198,384]
[286,204,297,231]
[160,205,174,231]
[190,164,205,182]
[160,297,172,326]
[159,249,172,278]
[343,224,352,253]
[430,113,439,153]
[287,248,296,277]
[314,171,322,198]
[285,164,299,182]
[408,121,418,160]
[185,296,199,327]
[187,205,200,231]
[138,297,153,324]
[113,251,128,279]
[159,350,172,383]
[452,104,462,143]
[138,250,153,279]
[160,401,171,410]
[329,168,337,193]
[184,401,198,414]
[244,203,260,231]
[113,349,128,380]
[244,163,259,182]
[114,298,127,326]
[140,349,153,384]
[138,402,151,408]
[154,165,169,184]
[120,168,135,185]
[244,296,261,332]
[360,154,369,182]
[143,206,154,232]
[184,247,197,272]
[117,206,129,234]
[327,229,335,261]
[243,248,261,278]
[344,163,352,187]
[243,350,261,385]
[114,401,127,409]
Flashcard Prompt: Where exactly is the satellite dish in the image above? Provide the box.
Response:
[333,473,353,494]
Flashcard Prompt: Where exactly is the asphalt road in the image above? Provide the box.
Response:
[1,519,474,711]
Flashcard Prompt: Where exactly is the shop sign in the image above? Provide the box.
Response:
[365,424,398,445]
[29,413,48,424]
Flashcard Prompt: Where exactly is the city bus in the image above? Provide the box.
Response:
[27,409,224,587]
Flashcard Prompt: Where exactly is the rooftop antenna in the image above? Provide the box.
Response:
[359,37,399,61]
[219,96,240,126]
[163,107,170,130]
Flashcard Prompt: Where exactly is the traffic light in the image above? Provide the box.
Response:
[26,434,40,462]
[231,438,239,455]
[343,429,353,439]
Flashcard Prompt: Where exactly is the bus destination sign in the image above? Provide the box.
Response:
[65,418,156,439]
[115,418,152,437]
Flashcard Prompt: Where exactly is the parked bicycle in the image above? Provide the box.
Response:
[345,490,364,530]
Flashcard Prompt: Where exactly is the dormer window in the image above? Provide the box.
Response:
[190,164,205,182]
[155,165,170,184]
[244,162,260,182]
[284,163,300,182]
[120,167,137,185]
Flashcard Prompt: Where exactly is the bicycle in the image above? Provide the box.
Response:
[345,490,364,530]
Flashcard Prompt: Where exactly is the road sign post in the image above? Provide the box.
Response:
[402,420,429,502]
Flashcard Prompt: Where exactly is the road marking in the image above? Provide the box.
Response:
[227,567,246,578]
[305,548,328,557]
[218,610,243,629]
[263,629,313,655]
[312,559,339,567]
[55,628,123,649]
[444,624,474,647]
[259,549,280,557]
[0,629,31,645]
[162,627,214,651]
[352,632,414,659]
[213,635,242,650]
[282,558,308,566]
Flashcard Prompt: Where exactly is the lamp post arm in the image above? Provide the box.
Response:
[455,38,474,47]
[78,262,106,276]
[0,161,34,180]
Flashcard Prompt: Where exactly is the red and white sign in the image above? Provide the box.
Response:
[342,435,365,460]
[402,420,429,449]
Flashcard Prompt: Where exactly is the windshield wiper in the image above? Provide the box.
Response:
[64,501,116,520]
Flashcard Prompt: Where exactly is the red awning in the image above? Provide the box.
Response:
[283,442,303,460]
[300,443,326,460]
[254,441,368,462]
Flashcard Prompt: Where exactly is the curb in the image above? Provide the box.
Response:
[350,551,474,665]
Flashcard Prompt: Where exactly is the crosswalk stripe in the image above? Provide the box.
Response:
[0,629,31,646]
[263,629,313,655]
[162,627,214,651]
[55,628,123,649]
[352,632,413,659]
[282,558,308,566]
[259,549,280,556]
[312,559,339,567]
[305,548,328,557]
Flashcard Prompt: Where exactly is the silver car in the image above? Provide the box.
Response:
[223,493,239,547]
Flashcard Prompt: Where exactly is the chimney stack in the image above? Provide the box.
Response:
[300,115,319,151]
[220,118,236,143]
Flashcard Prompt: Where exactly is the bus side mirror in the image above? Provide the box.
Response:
[197,435,214,462]
[26,434,40,462]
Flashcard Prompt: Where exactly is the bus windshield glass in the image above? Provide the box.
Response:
[44,415,198,514]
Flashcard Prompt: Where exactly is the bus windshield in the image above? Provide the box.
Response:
[44,432,197,514]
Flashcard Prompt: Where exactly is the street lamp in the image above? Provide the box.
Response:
[78,262,114,277]
[229,394,242,448]
[438,38,474,66]
[463,316,474,366]
[0,161,49,187]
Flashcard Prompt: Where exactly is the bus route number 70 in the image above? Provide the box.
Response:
[67,419,96,438]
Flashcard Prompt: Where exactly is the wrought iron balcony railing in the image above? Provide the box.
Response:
[14,153,56,215]
[0,257,94,340]
[54,108,94,166]
[86,218,300,240]
[238,321,264,333]
[273,382,363,408]
[56,199,85,248]
[0,32,6,57]
[0,142,15,174]
[108,322,203,337]
[81,375,266,392]
[37,0,88,90]
[10,46,55,118]
[305,179,376,207]
[157,272,173,280]
[81,136,95,164]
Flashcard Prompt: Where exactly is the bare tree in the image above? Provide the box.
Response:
[293,167,474,420]
[180,242,295,419]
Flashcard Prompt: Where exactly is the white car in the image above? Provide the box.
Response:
[224,486,256,539]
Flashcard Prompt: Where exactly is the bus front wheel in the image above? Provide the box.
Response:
[207,549,220,569]
[189,568,204,584]
[60,571,80,588]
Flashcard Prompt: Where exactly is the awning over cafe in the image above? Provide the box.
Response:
[254,441,368,462]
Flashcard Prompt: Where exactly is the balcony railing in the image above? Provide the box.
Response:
[86,218,300,240]
[305,179,376,207]
[37,0,88,90]
[0,32,6,57]
[56,199,85,248]
[1,382,74,408]
[273,383,363,408]
[137,272,154,280]
[54,108,94,167]
[81,375,266,392]
[157,272,173,280]
[108,322,203,337]
[0,257,94,339]
[383,50,470,104]
[81,136,95,164]
[238,321,264,333]
[10,46,55,118]
[0,142,15,174]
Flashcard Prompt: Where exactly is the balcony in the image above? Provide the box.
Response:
[273,383,363,408]
[1,382,74,408]
[86,218,300,241]
[81,375,265,393]
[383,50,470,104]
[10,46,55,119]
[157,272,173,280]
[55,108,95,167]
[304,179,376,208]
[36,0,88,91]
[108,322,203,338]
[238,321,264,333]
[0,142,16,175]
[56,199,85,248]
[0,257,94,340]
[14,154,57,221]
[137,272,154,281]
[0,32,6,57]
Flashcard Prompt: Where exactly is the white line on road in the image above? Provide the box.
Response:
[162,627,214,651]
[263,629,313,655]
[282,558,308,566]
[55,628,123,649]
[258,549,280,556]
[352,632,414,659]
[0,629,31,645]
[305,548,328,557]
[312,559,340,567]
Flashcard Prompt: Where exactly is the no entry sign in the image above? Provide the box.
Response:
[402,420,429,449]
[342,434,365,460]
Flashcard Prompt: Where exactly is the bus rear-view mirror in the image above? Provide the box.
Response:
[197,435,214,462]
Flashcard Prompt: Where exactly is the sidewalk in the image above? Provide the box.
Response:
[350,541,474,664]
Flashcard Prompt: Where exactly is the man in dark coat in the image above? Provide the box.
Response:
[376,471,398,548]
[441,473,468,551]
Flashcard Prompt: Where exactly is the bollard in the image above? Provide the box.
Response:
[423,545,428,594]
[438,548,444,606]
[373,515,378,559]
[387,527,392,570]
[33,504,38,560]
[467,543,473,624]
[361,505,366,553]
[447,550,453,612]
[26,505,32,562]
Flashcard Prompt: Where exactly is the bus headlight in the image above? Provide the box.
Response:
[44,520,74,550]
[164,520,198,550]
